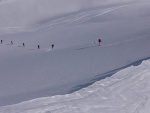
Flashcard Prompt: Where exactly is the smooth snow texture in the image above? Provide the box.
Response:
[0,1,150,107]
[0,0,147,28]
[0,59,150,113]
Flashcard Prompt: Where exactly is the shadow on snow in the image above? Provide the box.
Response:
[0,57,149,107]
[68,56,150,93]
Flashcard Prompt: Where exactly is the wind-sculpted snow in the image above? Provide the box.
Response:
[0,3,150,34]
[0,0,147,29]
[0,60,150,113]
[0,2,150,34]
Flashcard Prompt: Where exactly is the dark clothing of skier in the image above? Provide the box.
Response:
[1,40,3,44]
[52,44,54,49]
[38,45,40,49]
[98,39,102,46]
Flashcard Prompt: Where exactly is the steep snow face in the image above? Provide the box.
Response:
[0,0,146,28]
[0,60,150,113]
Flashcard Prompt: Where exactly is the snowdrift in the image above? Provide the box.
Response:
[0,59,150,113]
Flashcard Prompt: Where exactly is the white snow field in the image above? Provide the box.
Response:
[1,59,150,113]
[0,0,150,112]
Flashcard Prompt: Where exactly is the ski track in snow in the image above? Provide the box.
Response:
[0,34,149,53]
[0,2,150,34]
[76,35,150,51]
[0,1,150,112]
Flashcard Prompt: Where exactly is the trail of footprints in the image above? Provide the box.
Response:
[0,40,54,51]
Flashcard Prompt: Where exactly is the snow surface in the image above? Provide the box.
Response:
[1,58,150,113]
[0,0,149,29]
[0,0,150,112]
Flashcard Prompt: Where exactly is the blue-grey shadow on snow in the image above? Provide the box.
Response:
[68,56,150,93]
[0,57,149,107]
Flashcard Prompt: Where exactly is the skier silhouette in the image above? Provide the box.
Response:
[98,39,102,46]
[23,43,25,47]
[51,44,54,49]
[38,45,40,49]
[11,41,13,45]
[1,40,3,44]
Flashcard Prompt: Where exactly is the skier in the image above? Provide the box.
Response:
[23,43,25,47]
[38,45,40,49]
[1,40,3,44]
[98,38,102,46]
[11,41,13,45]
[51,44,54,49]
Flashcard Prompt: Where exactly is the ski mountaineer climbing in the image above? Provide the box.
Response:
[38,45,40,49]
[11,41,13,45]
[98,38,101,46]
[52,44,54,49]
[23,43,25,47]
[94,38,102,46]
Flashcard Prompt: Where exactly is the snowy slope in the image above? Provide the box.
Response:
[0,0,148,29]
[1,59,150,113]
[0,0,150,109]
